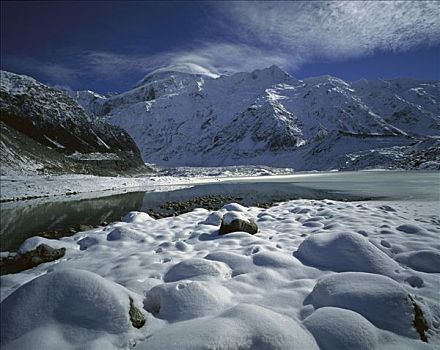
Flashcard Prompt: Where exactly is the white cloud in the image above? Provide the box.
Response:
[3,1,438,89]
[86,1,439,79]
[83,43,290,80]
[37,63,78,84]
[219,1,440,67]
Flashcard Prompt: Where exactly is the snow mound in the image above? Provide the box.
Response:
[205,251,254,276]
[136,303,319,350]
[303,307,379,350]
[106,227,145,241]
[164,258,232,282]
[0,268,144,350]
[396,250,440,273]
[294,231,400,275]
[144,280,232,322]
[222,203,248,212]
[307,272,418,338]
[252,251,301,268]
[122,211,154,223]
[222,211,252,225]
[76,236,100,250]
[201,211,223,226]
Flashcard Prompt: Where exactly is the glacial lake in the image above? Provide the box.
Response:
[1,171,438,252]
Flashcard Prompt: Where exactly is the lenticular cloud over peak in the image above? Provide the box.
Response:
[142,62,221,81]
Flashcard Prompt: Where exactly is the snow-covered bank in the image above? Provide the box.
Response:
[0,174,182,202]
[1,198,439,349]
[0,165,296,202]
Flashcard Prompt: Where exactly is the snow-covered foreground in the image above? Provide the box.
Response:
[1,198,439,349]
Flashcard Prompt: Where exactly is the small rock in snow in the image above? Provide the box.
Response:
[17,244,66,266]
[405,276,424,288]
[129,297,146,329]
[219,212,258,235]
[396,224,422,234]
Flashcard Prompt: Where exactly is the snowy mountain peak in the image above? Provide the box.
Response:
[303,75,351,88]
[250,65,292,81]
[68,66,440,170]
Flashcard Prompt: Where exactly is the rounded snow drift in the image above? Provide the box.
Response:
[304,307,379,350]
[77,236,100,250]
[396,250,440,273]
[201,211,223,226]
[136,303,319,350]
[164,258,231,282]
[307,272,417,338]
[144,280,232,321]
[107,227,144,241]
[294,231,399,275]
[122,211,154,223]
[205,251,253,276]
[222,203,248,212]
[252,251,301,268]
[0,268,144,349]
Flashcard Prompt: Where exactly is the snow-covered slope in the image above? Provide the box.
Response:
[0,71,147,176]
[73,66,440,170]
[352,78,440,136]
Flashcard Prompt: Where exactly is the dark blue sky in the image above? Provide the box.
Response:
[1,1,439,92]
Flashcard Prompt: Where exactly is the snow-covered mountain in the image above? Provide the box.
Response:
[74,65,439,170]
[0,71,146,176]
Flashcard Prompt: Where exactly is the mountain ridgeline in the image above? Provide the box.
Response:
[1,66,439,175]
[0,71,146,176]
[73,65,440,171]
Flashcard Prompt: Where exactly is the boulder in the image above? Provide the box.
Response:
[129,297,146,329]
[17,243,66,265]
[219,212,258,235]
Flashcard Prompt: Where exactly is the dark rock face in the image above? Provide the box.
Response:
[19,244,66,265]
[0,244,66,275]
[129,297,146,328]
[0,70,148,176]
[408,295,429,342]
[219,219,258,235]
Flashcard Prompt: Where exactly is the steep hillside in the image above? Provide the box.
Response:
[0,71,147,176]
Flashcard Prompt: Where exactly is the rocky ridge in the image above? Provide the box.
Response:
[0,71,147,176]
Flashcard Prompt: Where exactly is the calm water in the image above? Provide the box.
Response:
[1,171,438,251]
